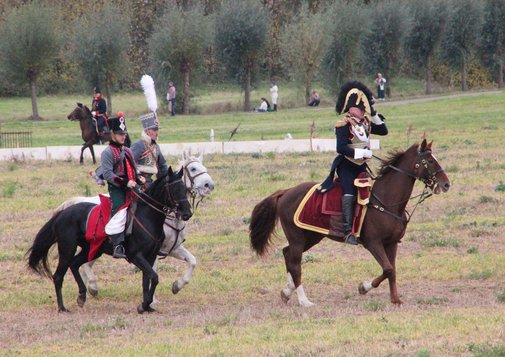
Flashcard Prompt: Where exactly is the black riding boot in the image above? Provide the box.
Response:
[111,233,127,259]
[342,195,358,245]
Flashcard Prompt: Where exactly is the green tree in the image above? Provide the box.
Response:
[69,4,130,115]
[361,0,406,97]
[404,0,446,94]
[279,5,328,103]
[478,0,505,88]
[215,0,270,111]
[441,0,482,91]
[149,2,214,114]
[0,2,61,120]
[322,1,367,94]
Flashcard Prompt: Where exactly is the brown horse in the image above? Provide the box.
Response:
[249,139,451,307]
[67,103,130,165]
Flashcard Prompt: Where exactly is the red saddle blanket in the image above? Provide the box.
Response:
[85,195,129,261]
[294,177,371,239]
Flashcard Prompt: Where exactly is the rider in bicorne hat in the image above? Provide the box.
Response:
[100,113,145,258]
[91,86,108,144]
[318,81,388,245]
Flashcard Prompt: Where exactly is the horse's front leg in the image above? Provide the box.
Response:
[384,243,402,304]
[69,250,90,308]
[80,144,87,165]
[131,254,158,314]
[169,244,196,294]
[89,144,96,165]
[80,260,99,297]
[360,242,401,304]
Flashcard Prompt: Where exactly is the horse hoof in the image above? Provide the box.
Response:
[145,306,156,313]
[58,307,70,313]
[137,303,145,314]
[358,283,369,295]
[280,289,290,304]
[172,281,180,295]
[89,288,98,297]
[77,296,86,308]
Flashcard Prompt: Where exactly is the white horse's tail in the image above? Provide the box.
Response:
[54,196,101,213]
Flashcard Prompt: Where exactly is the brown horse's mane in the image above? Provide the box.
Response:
[377,143,419,176]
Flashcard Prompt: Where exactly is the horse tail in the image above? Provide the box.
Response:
[26,211,61,278]
[249,189,287,256]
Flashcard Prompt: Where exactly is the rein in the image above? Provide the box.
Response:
[130,178,186,241]
[182,160,208,211]
[369,152,442,223]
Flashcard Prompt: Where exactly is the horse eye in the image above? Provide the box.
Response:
[191,167,196,171]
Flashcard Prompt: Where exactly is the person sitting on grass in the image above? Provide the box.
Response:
[255,97,272,112]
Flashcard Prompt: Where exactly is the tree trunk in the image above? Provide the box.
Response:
[425,57,433,95]
[243,68,251,112]
[183,65,191,115]
[461,61,468,91]
[105,76,112,116]
[386,75,392,98]
[498,62,504,88]
[304,74,311,105]
[30,78,41,121]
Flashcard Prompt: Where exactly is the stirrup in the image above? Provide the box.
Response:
[344,233,358,245]
[113,245,126,259]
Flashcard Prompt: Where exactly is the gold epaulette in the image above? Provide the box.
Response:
[335,119,347,128]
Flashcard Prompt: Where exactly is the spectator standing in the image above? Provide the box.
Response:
[167,81,176,116]
[374,73,387,101]
[270,80,278,111]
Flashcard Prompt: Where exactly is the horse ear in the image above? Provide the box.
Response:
[167,166,174,176]
[428,140,433,149]
[77,102,83,108]
[420,138,428,152]
[183,150,189,161]
[198,149,204,163]
[176,167,184,178]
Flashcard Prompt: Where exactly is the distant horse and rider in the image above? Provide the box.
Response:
[67,103,131,165]
[249,139,450,307]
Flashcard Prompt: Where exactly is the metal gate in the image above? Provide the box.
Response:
[0,130,32,148]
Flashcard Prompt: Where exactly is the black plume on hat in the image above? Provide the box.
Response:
[336,80,375,114]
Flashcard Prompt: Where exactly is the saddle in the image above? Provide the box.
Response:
[85,195,130,261]
[294,173,373,241]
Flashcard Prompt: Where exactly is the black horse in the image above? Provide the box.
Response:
[27,167,192,313]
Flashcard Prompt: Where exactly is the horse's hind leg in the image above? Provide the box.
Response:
[169,244,196,295]
[80,260,99,297]
[282,239,314,307]
[69,250,89,308]
[53,257,73,312]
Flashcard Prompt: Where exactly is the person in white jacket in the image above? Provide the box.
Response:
[270,80,278,111]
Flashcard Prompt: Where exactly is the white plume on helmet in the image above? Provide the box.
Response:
[140,74,158,113]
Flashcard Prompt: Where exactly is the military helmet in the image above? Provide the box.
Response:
[109,112,128,134]
[336,81,375,115]
[139,112,159,130]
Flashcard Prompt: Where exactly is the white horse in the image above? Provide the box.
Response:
[55,151,214,297]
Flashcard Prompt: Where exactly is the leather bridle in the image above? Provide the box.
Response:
[370,150,445,223]
[182,159,209,210]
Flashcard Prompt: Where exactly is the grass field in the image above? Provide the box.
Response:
[1,92,505,356]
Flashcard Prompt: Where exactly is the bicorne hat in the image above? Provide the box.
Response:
[109,112,128,134]
[139,112,159,130]
[336,81,375,115]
